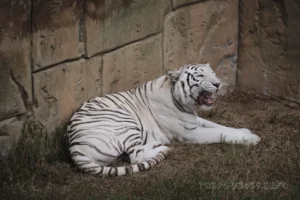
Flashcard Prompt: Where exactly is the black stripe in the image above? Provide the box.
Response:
[96,167,104,175]
[128,136,141,143]
[82,110,131,117]
[69,132,90,143]
[136,149,144,154]
[85,105,98,110]
[70,151,85,157]
[69,120,103,130]
[86,101,103,108]
[128,149,134,155]
[113,167,118,176]
[171,87,192,113]
[125,165,133,175]
[104,95,121,108]
[131,89,143,109]
[159,151,167,158]
[126,141,141,152]
[146,161,152,168]
[143,130,148,145]
[67,129,84,139]
[183,125,197,130]
[95,157,110,163]
[115,126,140,132]
[189,83,199,92]
[137,163,145,171]
[117,140,123,151]
[89,116,137,125]
[123,134,139,146]
[124,91,144,134]
[70,142,117,158]
[137,85,147,106]
[100,109,131,116]
[108,167,113,175]
[151,130,158,141]
[152,157,159,163]
[114,93,138,112]
[115,127,138,136]
[186,73,193,87]
[181,81,187,98]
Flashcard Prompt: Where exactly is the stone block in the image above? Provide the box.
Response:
[285,0,300,102]
[164,0,238,94]
[33,56,102,132]
[32,0,84,69]
[238,0,300,102]
[85,0,171,57]
[0,117,25,157]
[102,34,163,94]
[0,0,32,120]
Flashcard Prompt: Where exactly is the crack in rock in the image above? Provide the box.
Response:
[41,86,57,106]
[9,69,30,111]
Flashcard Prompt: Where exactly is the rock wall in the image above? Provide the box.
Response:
[4,0,299,153]
[0,0,239,153]
[164,0,238,95]
[238,0,300,102]
[0,0,32,156]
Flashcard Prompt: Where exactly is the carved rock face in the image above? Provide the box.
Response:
[32,0,85,70]
[238,0,300,103]
[85,0,172,57]
[33,57,102,132]
[164,0,239,95]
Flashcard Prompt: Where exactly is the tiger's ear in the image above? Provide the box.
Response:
[165,69,181,82]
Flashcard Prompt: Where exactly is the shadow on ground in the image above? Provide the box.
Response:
[1,92,300,200]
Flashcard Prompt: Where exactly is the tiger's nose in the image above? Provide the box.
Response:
[213,83,220,88]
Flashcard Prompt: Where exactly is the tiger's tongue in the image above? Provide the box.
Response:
[198,93,213,105]
[206,98,213,104]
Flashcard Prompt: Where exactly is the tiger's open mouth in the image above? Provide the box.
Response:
[198,91,214,106]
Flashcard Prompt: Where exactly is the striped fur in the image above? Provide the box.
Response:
[67,63,261,176]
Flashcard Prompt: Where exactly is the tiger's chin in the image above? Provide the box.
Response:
[199,104,213,111]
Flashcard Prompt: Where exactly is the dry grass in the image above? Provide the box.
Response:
[1,92,300,200]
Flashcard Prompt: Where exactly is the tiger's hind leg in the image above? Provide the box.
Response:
[71,152,107,174]
[128,141,171,164]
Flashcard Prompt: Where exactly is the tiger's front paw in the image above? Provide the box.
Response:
[238,132,261,145]
[232,128,261,145]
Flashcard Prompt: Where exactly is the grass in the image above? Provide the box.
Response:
[0,92,300,200]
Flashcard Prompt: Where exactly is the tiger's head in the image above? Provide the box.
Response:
[166,63,221,111]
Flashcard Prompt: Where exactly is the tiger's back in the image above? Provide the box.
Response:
[67,81,172,176]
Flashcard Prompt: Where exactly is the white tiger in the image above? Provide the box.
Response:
[67,63,260,176]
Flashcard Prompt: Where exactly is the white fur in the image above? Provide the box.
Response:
[67,63,260,176]
[148,64,260,146]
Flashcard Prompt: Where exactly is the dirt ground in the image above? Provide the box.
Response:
[1,92,300,200]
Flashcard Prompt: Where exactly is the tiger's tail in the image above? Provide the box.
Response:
[74,148,170,177]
